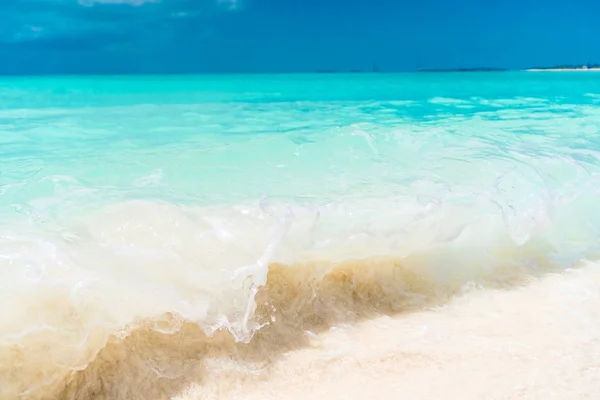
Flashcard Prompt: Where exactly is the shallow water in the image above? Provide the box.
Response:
[1,72,600,399]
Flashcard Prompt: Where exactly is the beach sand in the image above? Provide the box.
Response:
[526,68,600,72]
[178,262,600,400]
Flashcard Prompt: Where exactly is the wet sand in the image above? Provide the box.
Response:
[183,262,600,400]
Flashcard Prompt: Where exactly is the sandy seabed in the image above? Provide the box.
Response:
[180,262,600,400]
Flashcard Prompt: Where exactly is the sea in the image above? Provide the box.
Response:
[2,72,600,399]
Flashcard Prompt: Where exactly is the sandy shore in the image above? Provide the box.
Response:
[526,68,600,72]
[181,262,600,400]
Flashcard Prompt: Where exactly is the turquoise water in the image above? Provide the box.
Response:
[2,72,600,399]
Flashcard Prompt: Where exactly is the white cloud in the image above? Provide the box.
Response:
[78,0,160,6]
[217,0,240,11]
[12,24,45,41]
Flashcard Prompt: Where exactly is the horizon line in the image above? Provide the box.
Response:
[0,64,597,77]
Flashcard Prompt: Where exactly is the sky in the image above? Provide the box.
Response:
[0,0,599,74]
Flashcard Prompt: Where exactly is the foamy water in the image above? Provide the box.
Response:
[1,73,600,399]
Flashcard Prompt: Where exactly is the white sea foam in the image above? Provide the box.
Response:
[1,189,600,399]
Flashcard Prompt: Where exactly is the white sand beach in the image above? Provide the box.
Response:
[527,68,600,72]
[179,262,600,400]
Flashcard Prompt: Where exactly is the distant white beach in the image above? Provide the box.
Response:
[526,67,600,72]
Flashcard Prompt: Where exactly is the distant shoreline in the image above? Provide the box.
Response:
[526,68,600,72]
[1,68,600,77]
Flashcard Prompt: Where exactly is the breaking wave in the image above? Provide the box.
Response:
[2,187,600,399]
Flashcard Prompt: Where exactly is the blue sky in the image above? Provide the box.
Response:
[0,0,599,74]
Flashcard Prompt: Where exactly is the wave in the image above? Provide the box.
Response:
[1,191,599,399]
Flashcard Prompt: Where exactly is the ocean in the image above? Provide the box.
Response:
[2,72,600,399]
